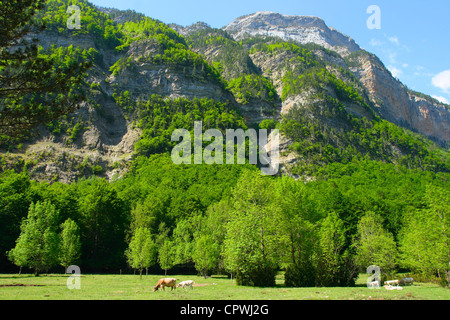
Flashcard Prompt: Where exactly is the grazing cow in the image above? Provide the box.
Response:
[384,279,400,286]
[153,278,177,292]
[400,278,414,286]
[177,280,194,290]
[384,285,403,291]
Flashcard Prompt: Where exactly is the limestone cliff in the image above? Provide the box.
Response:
[1,7,448,184]
[223,11,361,55]
[223,12,450,145]
[346,51,450,144]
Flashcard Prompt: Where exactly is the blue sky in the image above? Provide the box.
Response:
[90,0,450,104]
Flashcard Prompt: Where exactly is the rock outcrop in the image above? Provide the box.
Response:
[223,11,360,55]
[2,8,448,184]
[347,51,450,144]
[223,12,450,144]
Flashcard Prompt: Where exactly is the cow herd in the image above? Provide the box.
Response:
[153,278,195,292]
[368,277,415,290]
[153,276,415,293]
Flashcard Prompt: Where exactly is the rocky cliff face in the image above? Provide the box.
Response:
[169,22,211,37]
[109,40,230,101]
[346,51,450,144]
[223,11,360,55]
[223,12,450,145]
[1,31,237,183]
[2,7,448,183]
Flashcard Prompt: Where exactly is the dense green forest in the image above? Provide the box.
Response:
[2,155,449,286]
[0,0,449,288]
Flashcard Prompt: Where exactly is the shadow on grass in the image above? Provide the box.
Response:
[0,273,69,278]
[0,283,46,287]
[0,275,37,279]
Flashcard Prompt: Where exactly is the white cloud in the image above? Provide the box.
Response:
[369,38,383,47]
[416,66,425,71]
[388,36,400,46]
[432,95,449,105]
[388,52,397,64]
[432,70,450,93]
[388,65,403,78]
[413,65,433,77]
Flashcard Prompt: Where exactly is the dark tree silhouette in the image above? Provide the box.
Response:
[0,0,90,143]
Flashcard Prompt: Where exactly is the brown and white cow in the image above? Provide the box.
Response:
[153,278,177,292]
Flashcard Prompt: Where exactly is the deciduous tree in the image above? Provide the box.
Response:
[8,201,60,275]
[59,218,81,272]
[126,227,157,279]
[353,211,398,278]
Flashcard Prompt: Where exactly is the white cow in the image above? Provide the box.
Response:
[384,285,403,291]
[177,280,194,290]
[384,279,400,286]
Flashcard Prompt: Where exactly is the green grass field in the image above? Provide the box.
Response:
[0,273,449,300]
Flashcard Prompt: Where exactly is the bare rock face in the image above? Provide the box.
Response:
[348,51,450,144]
[224,12,449,144]
[169,22,211,37]
[4,9,448,184]
[224,11,360,55]
[407,94,450,144]
[2,34,234,183]
[109,39,231,101]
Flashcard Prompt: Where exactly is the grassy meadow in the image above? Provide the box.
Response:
[0,273,449,300]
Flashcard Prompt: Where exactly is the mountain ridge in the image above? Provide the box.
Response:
[1,1,448,183]
[218,11,449,145]
[175,12,449,144]
[223,11,361,56]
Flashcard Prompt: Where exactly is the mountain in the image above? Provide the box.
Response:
[0,1,448,183]
[223,11,361,55]
[221,11,450,145]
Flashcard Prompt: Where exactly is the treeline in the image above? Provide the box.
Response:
[226,74,277,105]
[187,28,260,80]
[2,156,449,286]
[112,94,246,157]
[280,106,450,176]
[36,0,123,49]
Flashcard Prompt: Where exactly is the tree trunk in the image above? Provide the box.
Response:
[290,234,296,265]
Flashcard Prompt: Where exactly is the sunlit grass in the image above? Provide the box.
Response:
[0,273,448,300]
